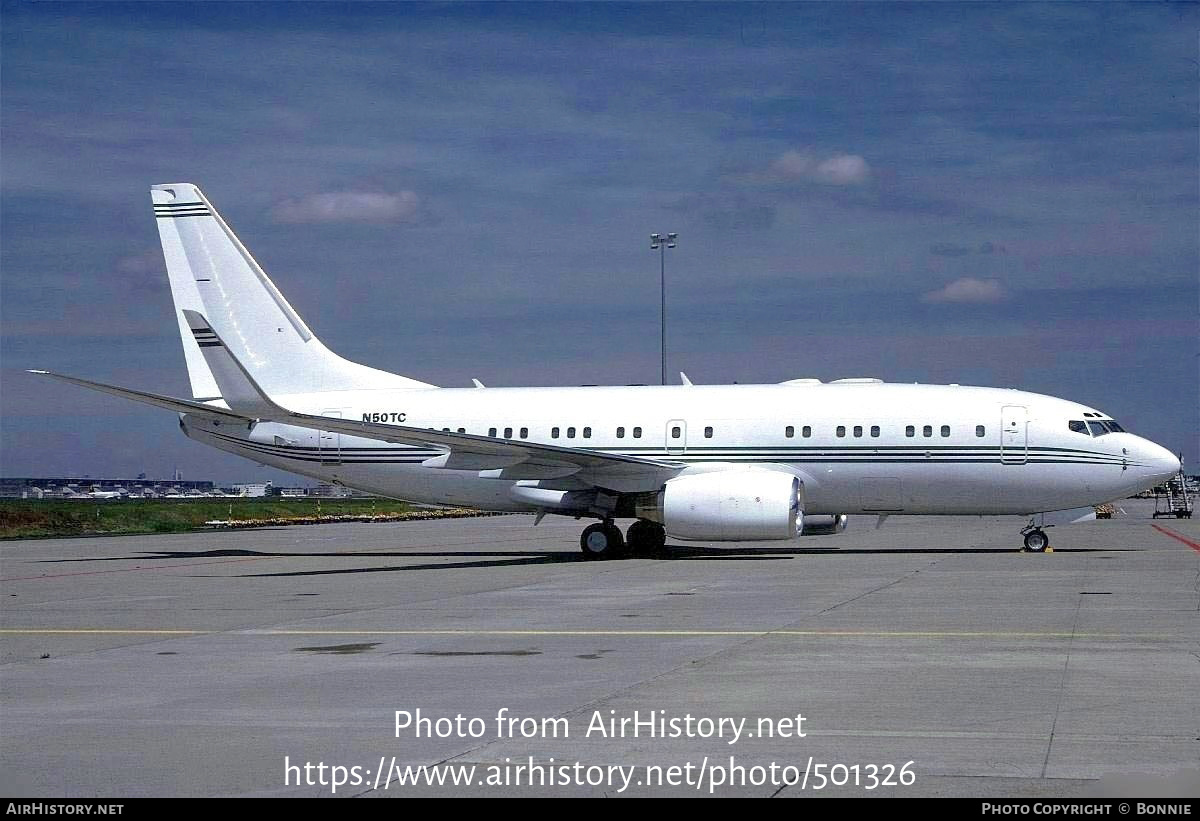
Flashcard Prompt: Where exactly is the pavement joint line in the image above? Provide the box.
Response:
[0,627,1179,639]
[1040,597,1082,778]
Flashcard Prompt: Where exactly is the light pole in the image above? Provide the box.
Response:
[650,232,676,386]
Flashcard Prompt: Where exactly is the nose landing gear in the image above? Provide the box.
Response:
[1021,524,1050,552]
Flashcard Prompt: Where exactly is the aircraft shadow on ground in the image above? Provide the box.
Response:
[35,543,1130,578]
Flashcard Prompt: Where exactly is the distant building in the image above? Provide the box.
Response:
[310,483,354,498]
[1,477,379,500]
[0,477,215,499]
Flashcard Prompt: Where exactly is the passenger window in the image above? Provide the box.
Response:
[567,427,576,438]
[616,427,625,439]
[802,425,811,438]
[923,425,932,437]
[442,427,450,432]
[836,426,846,438]
[504,427,512,438]
[457,427,465,434]
[1068,420,1088,435]
[671,426,681,439]
[940,425,950,437]
[853,425,863,437]
[704,426,713,438]
[906,425,915,437]
[583,427,591,439]
[488,427,497,437]
[975,425,985,438]
[633,427,642,438]
[551,427,560,439]
[870,425,880,438]
[520,427,528,439]
[785,425,794,438]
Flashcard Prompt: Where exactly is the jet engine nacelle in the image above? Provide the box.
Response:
[650,470,802,541]
[801,514,848,535]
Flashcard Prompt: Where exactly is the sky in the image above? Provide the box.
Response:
[2,1,1197,483]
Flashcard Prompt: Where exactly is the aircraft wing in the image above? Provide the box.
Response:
[178,309,685,491]
[286,410,681,490]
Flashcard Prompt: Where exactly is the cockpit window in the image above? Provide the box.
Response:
[1086,420,1125,436]
[1068,420,1088,435]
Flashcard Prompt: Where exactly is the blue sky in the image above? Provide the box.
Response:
[2,2,1196,481]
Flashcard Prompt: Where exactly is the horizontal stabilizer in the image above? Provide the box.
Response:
[27,370,248,422]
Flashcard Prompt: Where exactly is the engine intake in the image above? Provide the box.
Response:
[638,470,802,541]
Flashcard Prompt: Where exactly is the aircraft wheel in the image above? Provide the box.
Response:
[581,522,625,560]
[627,520,667,556]
[1023,528,1049,552]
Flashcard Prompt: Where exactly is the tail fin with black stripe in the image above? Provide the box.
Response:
[152,183,435,397]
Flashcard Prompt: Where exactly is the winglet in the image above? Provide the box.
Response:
[472,378,486,389]
[680,372,693,386]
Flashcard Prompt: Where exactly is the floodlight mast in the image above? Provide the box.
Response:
[650,232,677,386]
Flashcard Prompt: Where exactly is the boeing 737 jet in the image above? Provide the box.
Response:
[32,184,1181,557]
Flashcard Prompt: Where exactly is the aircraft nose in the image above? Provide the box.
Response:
[1141,440,1181,484]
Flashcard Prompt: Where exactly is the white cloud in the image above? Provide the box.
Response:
[772,150,870,185]
[922,277,1008,304]
[814,154,870,185]
[271,190,421,224]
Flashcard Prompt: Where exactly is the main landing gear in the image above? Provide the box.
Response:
[580,521,624,560]
[625,519,667,556]
[580,520,667,560]
[1021,524,1050,553]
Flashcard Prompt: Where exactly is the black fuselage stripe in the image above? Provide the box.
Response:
[199,428,1137,467]
[204,434,1137,468]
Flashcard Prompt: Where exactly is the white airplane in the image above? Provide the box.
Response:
[32,183,1181,557]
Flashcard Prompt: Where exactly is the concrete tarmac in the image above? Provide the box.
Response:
[2,500,1197,797]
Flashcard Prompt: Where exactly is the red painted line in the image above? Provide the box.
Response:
[0,555,277,582]
[1151,524,1200,554]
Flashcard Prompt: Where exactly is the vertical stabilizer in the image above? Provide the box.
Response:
[151,183,434,397]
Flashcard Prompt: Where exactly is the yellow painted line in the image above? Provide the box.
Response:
[0,627,1176,640]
